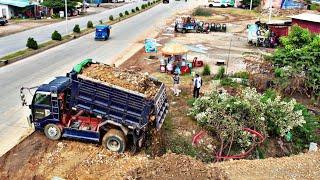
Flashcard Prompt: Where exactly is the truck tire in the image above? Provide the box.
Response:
[44,124,62,140]
[102,129,126,153]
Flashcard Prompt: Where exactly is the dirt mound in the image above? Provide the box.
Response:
[81,63,159,98]
[126,153,228,180]
[211,151,320,179]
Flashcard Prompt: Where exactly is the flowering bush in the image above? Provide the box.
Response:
[189,87,308,156]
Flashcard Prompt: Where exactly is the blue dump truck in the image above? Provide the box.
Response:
[95,25,111,40]
[20,60,169,153]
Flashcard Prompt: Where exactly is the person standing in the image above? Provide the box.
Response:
[193,74,202,98]
[172,72,180,96]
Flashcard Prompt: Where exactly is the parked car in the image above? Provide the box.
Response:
[0,18,8,26]
[207,0,229,8]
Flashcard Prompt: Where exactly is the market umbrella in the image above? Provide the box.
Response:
[161,43,189,55]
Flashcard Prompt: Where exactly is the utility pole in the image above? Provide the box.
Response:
[226,38,232,75]
[65,0,68,34]
[268,0,273,23]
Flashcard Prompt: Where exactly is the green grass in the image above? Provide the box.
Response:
[0,50,28,61]
[192,7,212,17]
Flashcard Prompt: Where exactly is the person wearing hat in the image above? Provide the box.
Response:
[172,72,180,96]
[193,74,202,98]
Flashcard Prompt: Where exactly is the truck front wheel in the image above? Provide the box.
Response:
[102,129,126,153]
[44,124,62,140]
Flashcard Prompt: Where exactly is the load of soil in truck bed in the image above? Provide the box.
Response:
[81,64,160,98]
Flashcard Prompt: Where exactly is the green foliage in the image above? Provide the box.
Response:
[87,20,93,28]
[141,4,146,9]
[131,9,135,13]
[148,2,151,6]
[202,64,211,76]
[220,78,238,87]
[26,37,38,50]
[192,7,212,17]
[186,98,196,107]
[119,12,123,18]
[291,104,319,151]
[73,24,80,33]
[310,3,320,11]
[51,30,62,41]
[272,25,320,98]
[233,71,249,79]
[99,19,103,24]
[136,7,140,11]
[125,10,129,16]
[109,15,114,21]
[41,0,78,11]
[189,87,312,155]
[51,13,60,19]
[168,135,198,157]
[242,0,261,7]
[215,66,225,79]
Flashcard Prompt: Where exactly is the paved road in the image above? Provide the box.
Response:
[0,1,198,156]
[0,1,148,57]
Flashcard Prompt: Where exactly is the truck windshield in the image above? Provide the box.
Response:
[34,93,51,106]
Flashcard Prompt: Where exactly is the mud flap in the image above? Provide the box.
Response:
[27,115,33,128]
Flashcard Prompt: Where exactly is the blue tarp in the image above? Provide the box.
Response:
[145,38,158,53]
[281,0,304,9]
[247,24,258,41]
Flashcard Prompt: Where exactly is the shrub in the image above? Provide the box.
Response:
[189,87,309,157]
[131,9,135,13]
[87,20,93,28]
[125,10,129,16]
[192,7,212,17]
[202,64,211,76]
[136,7,140,11]
[141,4,146,9]
[233,71,249,79]
[215,66,225,79]
[109,15,114,21]
[73,24,80,33]
[26,37,38,50]
[119,12,123,18]
[148,2,151,6]
[99,19,103,24]
[51,30,62,41]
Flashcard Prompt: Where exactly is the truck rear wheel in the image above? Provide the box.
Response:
[102,129,126,153]
[44,124,62,140]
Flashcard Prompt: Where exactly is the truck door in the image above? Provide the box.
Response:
[31,92,52,123]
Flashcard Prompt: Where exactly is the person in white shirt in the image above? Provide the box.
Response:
[193,74,202,98]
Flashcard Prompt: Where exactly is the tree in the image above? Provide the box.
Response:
[41,0,79,12]
[272,25,320,99]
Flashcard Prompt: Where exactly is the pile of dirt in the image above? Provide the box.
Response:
[126,153,228,180]
[211,151,320,179]
[81,63,159,98]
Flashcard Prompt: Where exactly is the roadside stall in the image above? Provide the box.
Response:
[160,43,191,75]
